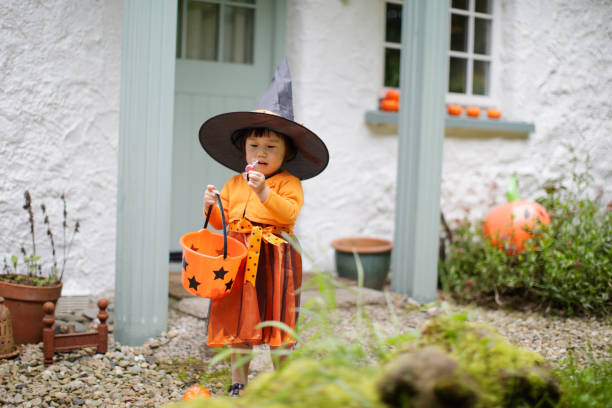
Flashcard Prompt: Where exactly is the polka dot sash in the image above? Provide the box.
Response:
[228,218,288,286]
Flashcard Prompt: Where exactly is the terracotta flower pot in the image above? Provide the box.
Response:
[0,277,63,344]
[331,237,393,290]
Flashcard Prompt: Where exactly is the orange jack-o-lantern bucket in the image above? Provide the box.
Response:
[180,193,247,299]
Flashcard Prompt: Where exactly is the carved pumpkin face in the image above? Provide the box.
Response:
[483,200,550,252]
[183,384,211,401]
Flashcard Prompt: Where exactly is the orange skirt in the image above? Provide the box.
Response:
[207,230,302,347]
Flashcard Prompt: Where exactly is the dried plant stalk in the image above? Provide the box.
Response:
[61,220,80,282]
[23,191,36,257]
[61,193,67,276]
[41,204,58,275]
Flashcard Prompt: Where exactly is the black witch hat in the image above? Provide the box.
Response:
[198,58,329,180]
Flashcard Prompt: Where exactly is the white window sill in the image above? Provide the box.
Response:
[365,110,535,139]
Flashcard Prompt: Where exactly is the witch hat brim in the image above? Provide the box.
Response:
[198,59,329,180]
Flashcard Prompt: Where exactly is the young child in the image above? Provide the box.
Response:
[198,58,328,397]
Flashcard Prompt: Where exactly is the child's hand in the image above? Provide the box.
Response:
[246,171,270,202]
[203,185,219,214]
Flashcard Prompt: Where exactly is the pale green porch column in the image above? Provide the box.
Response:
[115,0,177,345]
[391,0,448,302]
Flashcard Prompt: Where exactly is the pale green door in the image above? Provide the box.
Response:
[170,0,285,256]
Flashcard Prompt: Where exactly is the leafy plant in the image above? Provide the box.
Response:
[555,349,612,408]
[439,151,612,316]
[1,191,80,286]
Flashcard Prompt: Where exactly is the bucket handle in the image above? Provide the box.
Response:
[203,193,227,259]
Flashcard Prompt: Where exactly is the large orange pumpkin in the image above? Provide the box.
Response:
[183,385,211,401]
[483,200,550,252]
[483,175,550,252]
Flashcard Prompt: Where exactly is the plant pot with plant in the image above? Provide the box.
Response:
[1,191,80,345]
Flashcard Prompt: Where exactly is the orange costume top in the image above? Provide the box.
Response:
[207,170,303,232]
[206,170,304,347]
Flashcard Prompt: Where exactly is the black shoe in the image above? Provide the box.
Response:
[227,383,244,397]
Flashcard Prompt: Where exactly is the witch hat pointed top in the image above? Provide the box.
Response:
[198,58,328,180]
[255,57,294,121]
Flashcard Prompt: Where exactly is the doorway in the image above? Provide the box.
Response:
[169,0,286,260]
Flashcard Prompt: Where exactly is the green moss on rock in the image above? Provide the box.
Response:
[377,314,560,407]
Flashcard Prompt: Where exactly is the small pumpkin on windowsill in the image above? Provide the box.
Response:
[483,175,550,253]
[380,89,400,112]
[487,108,501,119]
[465,106,481,118]
[447,104,462,116]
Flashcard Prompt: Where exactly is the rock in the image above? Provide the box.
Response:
[72,396,85,405]
[169,272,194,298]
[300,285,388,307]
[83,376,98,385]
[128,365,141,374]
[41,369,55,381]
[378,347,478,408]
[414,315,560,407]
[57,313,87,323]
[82,308,100,320]
[173,297,210,319]
[54,322,76,334]
[28,397,42,406]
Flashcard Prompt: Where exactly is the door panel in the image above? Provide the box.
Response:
[170,0,281,253]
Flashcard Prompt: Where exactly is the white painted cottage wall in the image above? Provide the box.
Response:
[287,0,612,274]
[0,0,123,295]
[286,0,397,272]
[2,0,609,294]
[441,0,612,223]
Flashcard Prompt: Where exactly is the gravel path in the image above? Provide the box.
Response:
[0,290,610,407]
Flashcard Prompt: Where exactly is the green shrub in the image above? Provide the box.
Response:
[555,351,612,408]
[440,155,612,317]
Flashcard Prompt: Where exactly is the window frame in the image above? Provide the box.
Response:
[381,0,403,93]
[176,0,257,64]
[380,0,501,107]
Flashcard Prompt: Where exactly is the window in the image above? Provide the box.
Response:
[176,0,256,64]
[382,0,498,104]
[383,1,402,88]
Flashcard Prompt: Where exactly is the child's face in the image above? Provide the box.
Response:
[244,130,287,176]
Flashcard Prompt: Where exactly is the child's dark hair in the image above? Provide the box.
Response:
[231,127,297,162]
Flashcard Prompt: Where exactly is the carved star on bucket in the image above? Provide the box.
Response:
[182,256,189,271]
[225,279,234,291]
[188,276,200,291]
[213,267,228,280]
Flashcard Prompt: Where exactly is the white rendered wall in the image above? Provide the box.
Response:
[2,0,609,293]
[441,0,612,224]
[0,0,123,295]
[287,0,612,274]
[286,0,398,272]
